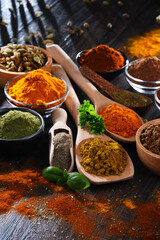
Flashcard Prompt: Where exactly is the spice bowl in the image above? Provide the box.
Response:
[0,107,45,154]
[4,74,69,118]
[136,119,160,175]
[125,59,160,94]
[76,50,129,79]
[0,44,53,88]
[154,88,160,110]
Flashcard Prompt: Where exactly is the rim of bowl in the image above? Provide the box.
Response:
[76,49,129,74]
[136,119,160,159]
[0,107,45,142]
[125,59,160,84]
[154,88,160,104]
[0,44,52,74]
[4,74,69,109]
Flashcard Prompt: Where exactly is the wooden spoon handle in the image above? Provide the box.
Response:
[52,64,80,125]
[47,44,108,105]
[52,108,67,124]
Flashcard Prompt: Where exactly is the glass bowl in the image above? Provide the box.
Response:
[4,74,69,118]
[154,88,160,110]
[125,60,160,95]
[76,50,129,79]
[0,44,52,88]
[0,107,45,154]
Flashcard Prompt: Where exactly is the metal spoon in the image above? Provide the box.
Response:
[49,108,74,173]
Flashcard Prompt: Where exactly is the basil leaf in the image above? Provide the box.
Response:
[67,172,90,191]
[56,175,68,186]
[42,166,64,182]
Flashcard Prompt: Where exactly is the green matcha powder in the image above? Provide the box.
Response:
[0,110,41,139]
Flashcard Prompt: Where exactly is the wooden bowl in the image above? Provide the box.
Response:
[136,119,160,175]
[0,45,52,88]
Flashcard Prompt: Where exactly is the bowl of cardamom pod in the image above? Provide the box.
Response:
[136,118,160,176]
[0,107,45,154]
[0,44,52,87]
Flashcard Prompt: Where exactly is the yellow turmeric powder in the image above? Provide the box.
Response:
[100,103,142,138]
[7,69,67,105]
[80,138,127,176]
[125,28,160,58]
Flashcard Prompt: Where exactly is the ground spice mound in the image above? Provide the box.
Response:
[140,123,160,155]
[128,57,160,82]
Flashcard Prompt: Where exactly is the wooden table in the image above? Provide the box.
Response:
[0,0,160,239]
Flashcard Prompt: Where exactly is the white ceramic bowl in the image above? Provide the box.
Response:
[125,59,160,94]
[136,119,160,175]
[4,74,69,118]
[154,88,160,110]
[0,44,52,87]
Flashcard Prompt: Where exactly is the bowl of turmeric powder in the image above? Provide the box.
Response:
[4,69,69,118]
[136,119,160,176]
[0,44,52,88]
[76,44,129,79]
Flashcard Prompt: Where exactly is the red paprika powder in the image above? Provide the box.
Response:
[78,44,125,72]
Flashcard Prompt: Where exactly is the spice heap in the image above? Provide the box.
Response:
[125,28,160,58]
[52,132,72,171]
[0,110,41,139]
[7,69,67,106]
[0,44,47,72]
[100,103,142,138]
[128,57,160,82]
[78,44,125,72]
[80,138,127,176]
[140,123,160,155]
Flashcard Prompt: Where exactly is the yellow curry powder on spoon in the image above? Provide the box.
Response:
[8,69,67,105]
[100,103,142,138]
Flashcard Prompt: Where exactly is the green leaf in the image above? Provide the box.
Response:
[42,166,64,182]
[67,172,90,191]
[78,100,106,135]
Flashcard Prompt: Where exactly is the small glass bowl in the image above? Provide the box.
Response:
[76,50,129,79]
[154,88,160,110]
[4,74,69,118]
[0,107,45,154]
[125,59,160,95]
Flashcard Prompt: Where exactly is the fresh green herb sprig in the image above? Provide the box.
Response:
[42,166,90,191]
[78,100,106,135]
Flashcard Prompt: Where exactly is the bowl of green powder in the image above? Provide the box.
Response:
[0,107,45,154]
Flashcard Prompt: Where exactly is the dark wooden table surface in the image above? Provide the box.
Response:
[0,0,160,240]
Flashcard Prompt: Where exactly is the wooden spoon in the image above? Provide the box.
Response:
[51,64,134,184]
[47,44,144,143]
[49,108,74,173]
[79,66,152,112]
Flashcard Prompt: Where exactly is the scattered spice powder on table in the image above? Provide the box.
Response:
[124,28,160,58]
[0,158,160,239]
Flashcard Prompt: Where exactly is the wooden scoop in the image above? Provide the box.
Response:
[49,108,74,173]
[79,66,152,112]
[47,44,144,143]
[51,64,134,184]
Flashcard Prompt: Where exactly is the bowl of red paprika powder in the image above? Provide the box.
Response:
[136,119,160,176]
[76,44,129,79]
